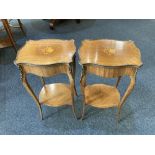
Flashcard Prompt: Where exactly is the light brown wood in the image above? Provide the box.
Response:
[39,83,72,106]
[84,84,120,108]
[19,62,78,97]
[79,39,143,121]
[20,63,69,77]
[86,64,137,78]
[15,39,77,120]
[79,39,142,67]
[15,39,76,65]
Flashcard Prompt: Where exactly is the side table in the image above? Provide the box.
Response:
[79,39,143,121]
[14,39,77,120]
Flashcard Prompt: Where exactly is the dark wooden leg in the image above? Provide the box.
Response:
[2,19,17,52]
[116,76,121,88]
[17,19,26,36]
[71,55,78,96]
[80,67,86,120]
[49,19,57,30]
[67,65,77,119]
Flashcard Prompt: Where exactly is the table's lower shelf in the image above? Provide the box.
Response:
[39,83,72,107]
[84,84,120,108]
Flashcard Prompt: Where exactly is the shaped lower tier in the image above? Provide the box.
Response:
[39,83,72,107]
[84,84,120,108]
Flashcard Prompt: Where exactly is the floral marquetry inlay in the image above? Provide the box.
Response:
[79,39,143,121]
[101,48,115,55]
[14,39,76,65]
[79,39,142,67]
[40,46,55,55]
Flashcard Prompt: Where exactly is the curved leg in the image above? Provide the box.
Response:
[71,56,78,96]
[116,76,121,88]
[67,65,77,119]
[118,74,136,119]
[80,66,87,120]
[18,65,43,120]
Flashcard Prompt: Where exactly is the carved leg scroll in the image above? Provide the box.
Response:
[40,77,45,87]
[18,65,43,120]
[67,65,77,119]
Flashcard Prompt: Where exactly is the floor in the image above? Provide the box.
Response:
[0,19,155,134]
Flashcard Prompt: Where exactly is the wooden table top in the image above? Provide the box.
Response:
[15,39,76,65]
[79,39,143,67]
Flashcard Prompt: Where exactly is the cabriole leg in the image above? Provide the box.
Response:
[80,67,86,120]
[67,65,77,119]
[118,74,136,122]
[18,65,43,120]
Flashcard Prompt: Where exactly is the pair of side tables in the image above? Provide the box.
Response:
[14,39,143,122]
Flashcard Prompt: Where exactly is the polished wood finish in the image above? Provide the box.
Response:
[20,63,69,77]
[85,84,120,108]
[79,39,143,121]
[86,65,137,78]
[39,83,72,106]
[79,39,142,67]
[15,39,76,65]
[15,39,77,120]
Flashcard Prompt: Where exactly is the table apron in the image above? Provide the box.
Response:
[85,65,137,78]
[21,63,69,77]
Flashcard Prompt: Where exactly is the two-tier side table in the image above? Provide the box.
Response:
[14,39,77,120]
[79,39,143,121]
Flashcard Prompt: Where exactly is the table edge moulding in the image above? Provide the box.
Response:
[14,39,77,120]
[79,39,143,122]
